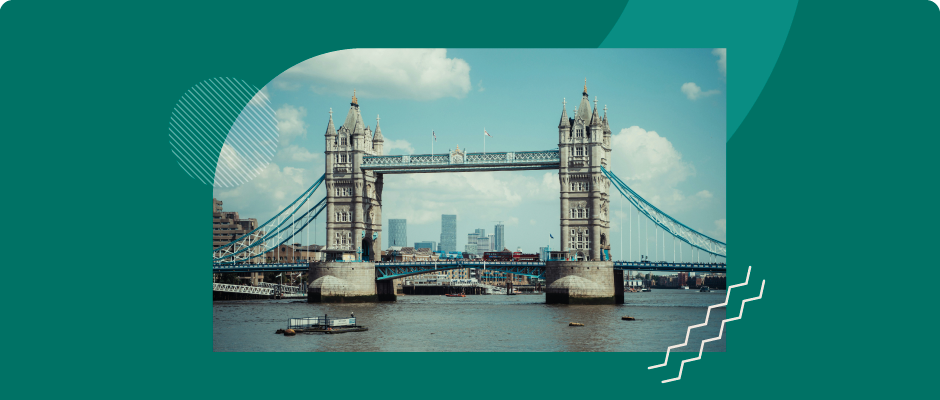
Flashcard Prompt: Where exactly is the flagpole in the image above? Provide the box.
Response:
[483,128,485,155]
[431,130,433,157]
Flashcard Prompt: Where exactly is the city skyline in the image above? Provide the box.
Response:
[212,49,726,258]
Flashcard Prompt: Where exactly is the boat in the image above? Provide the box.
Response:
[700,286,711,292]
[445,293,466,297]
[680,286,689,290]
[641,288,652,292]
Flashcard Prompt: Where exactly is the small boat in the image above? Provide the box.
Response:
[641,288,652,292]
[700,286,711,292]
[445,293,466,297]
[680,286,689,290]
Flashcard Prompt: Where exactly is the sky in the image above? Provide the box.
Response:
[212,48,726,262]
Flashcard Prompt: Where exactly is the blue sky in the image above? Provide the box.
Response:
[212,48,726,261]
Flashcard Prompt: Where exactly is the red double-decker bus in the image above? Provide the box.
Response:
[483,251,513,261]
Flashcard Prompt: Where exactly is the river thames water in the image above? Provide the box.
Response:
[213,291,728,352]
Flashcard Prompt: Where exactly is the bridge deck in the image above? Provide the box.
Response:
[212,260,727,277]
[361,150,559,173]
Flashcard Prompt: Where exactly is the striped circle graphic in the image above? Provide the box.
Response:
[169,77,278,187]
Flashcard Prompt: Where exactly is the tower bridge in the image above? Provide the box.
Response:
[213,82,726,304]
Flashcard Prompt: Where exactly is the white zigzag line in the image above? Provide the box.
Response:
[662,279,765,383]
[648,266,752,370]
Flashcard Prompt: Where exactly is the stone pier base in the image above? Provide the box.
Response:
[544,261,616,305]
[307,262,378,303]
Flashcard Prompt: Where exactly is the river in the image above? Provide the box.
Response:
[213,290,728,352]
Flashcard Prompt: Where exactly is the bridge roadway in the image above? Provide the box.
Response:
[212,260,727,280]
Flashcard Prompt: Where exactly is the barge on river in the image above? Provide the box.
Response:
[287,314,368,334]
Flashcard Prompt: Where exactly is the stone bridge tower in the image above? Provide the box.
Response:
[557,81,612,261]
[324,90,384,261]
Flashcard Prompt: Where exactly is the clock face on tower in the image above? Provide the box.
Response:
[453,154,463,164]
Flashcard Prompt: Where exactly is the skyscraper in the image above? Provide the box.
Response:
[473,228,487,255]
[389,219,407,247]
[494,223,505,251]
[467,231,479,253]
[440,214,457,252]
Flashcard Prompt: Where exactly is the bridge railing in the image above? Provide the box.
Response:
[257,282,305,294]
[362,150,559,168]
[213,283,275,295]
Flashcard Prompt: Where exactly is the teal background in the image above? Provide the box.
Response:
[1,0,937,397]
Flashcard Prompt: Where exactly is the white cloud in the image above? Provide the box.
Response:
[273,81,301,91]
[277,49,472,101]
[477,79,485,92]
[276,104,307,146]
[681,82,720,100]
[278,145,319,162]
[542,171,560,191]
[695,190,713,199]
[610,126,696,209]
[272,104,320,164]
[712,48,727,77]
[214,143,260,187]
[383,139,415,155]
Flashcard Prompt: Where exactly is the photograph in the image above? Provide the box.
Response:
[203,49,727,352]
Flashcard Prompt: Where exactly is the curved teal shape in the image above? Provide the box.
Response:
[600,0,799,141]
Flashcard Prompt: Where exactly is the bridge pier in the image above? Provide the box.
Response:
[307,262,379,303]
[376,279,397,301]
[544,261,616,304]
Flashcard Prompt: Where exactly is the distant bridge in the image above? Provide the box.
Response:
[212,260,726,280]
[213,282,306,297]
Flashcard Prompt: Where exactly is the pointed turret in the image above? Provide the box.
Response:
[373,115,384,155]
[342,89,366,135]
[603,104,611,135]
[325,108,336,136]
[576,79,591,123]
[373,114,384,142]
[590,96,601,126]
[558,98,570,129]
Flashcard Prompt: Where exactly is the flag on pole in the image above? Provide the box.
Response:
[550,234,554,239]
[432,131,437,141]
[484,129,492,137]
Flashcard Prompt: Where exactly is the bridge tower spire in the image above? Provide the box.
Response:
[324,90,383,262]
[557,81,610,262]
